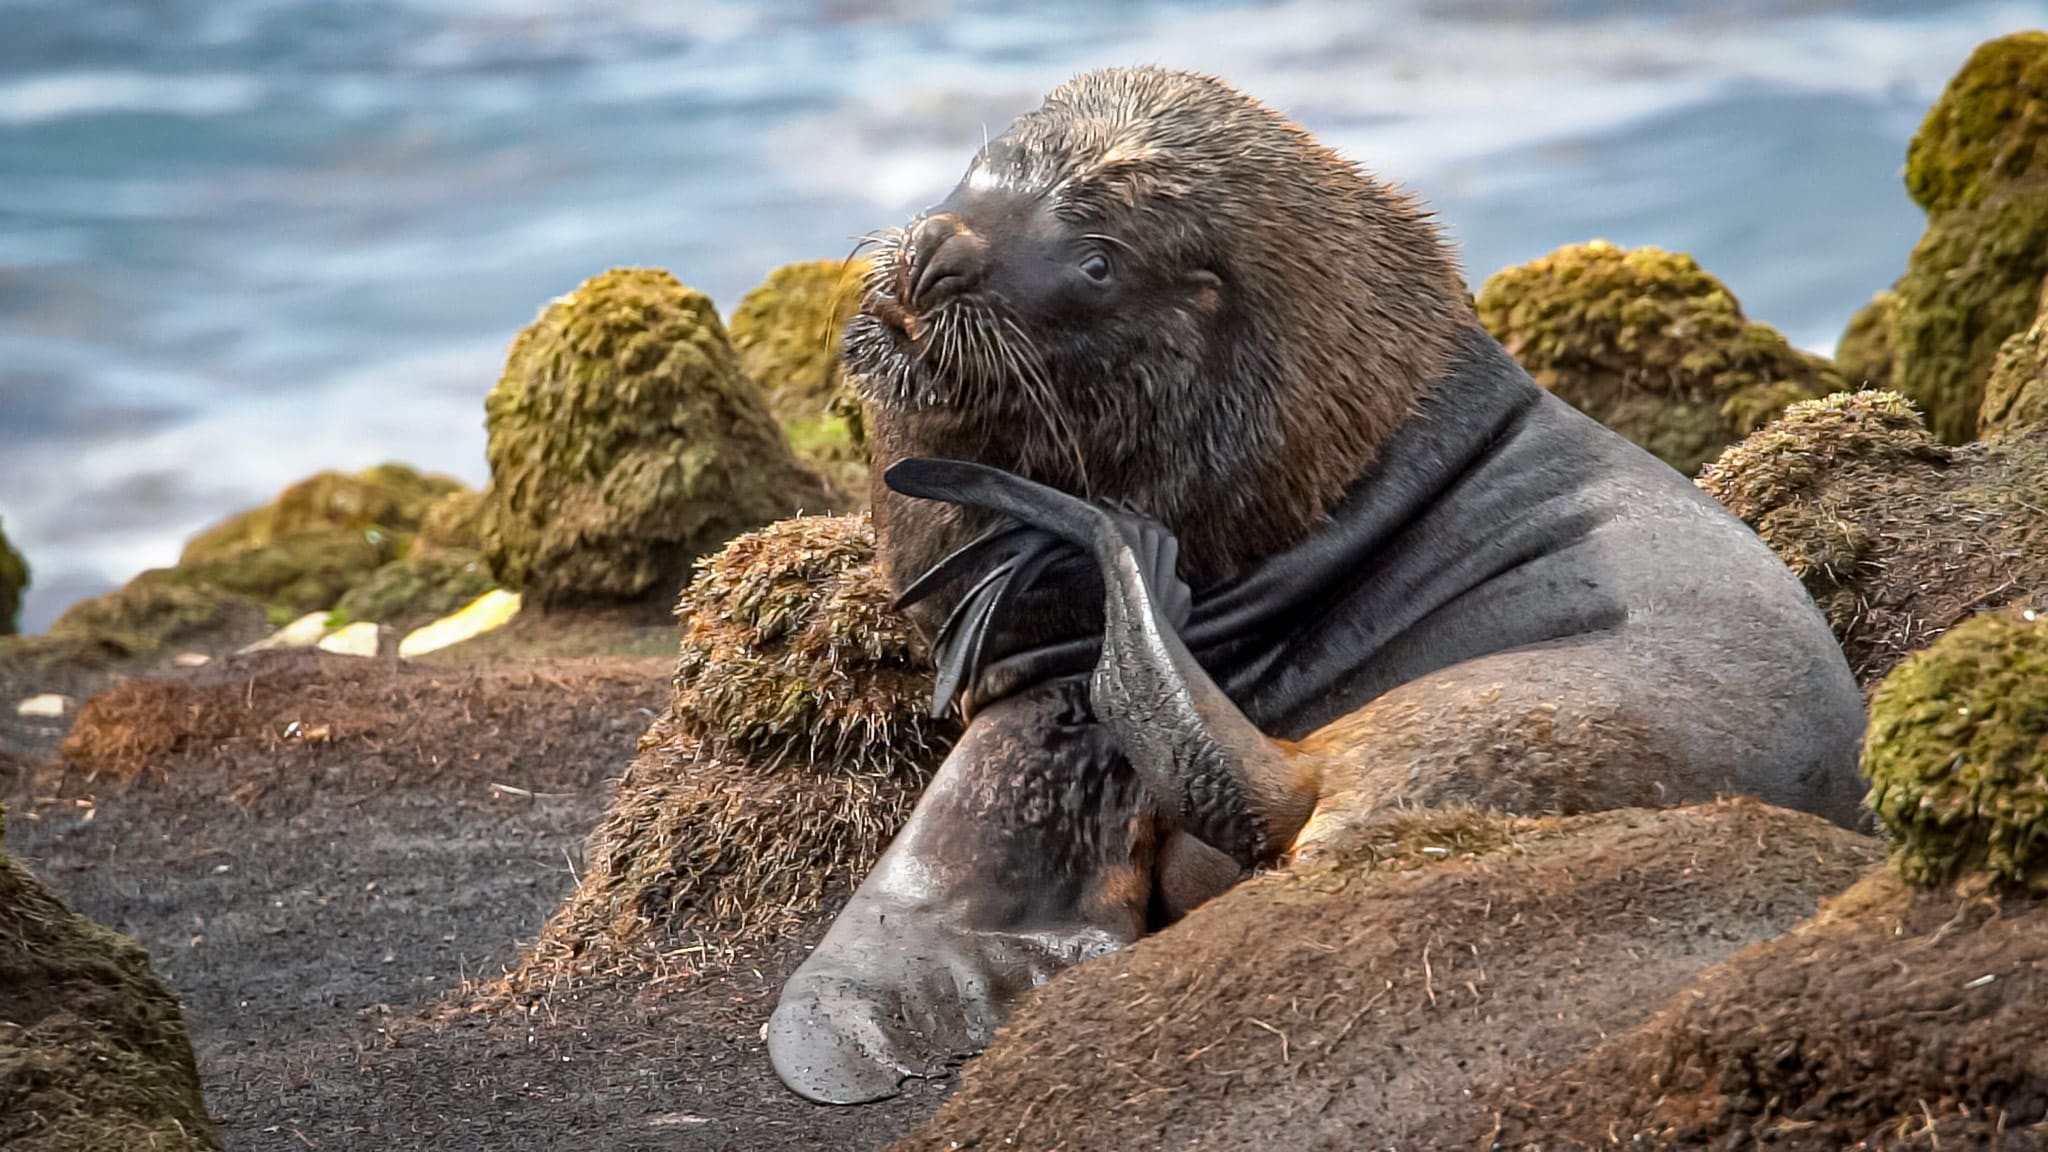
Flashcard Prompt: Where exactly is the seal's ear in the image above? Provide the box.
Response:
[1186,269,1224,315]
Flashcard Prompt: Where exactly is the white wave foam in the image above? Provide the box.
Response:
[0,71,263,126]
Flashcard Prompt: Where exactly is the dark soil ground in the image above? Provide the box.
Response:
[0,650,943,1151]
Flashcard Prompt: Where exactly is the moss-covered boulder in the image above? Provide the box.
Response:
[0,516,26,636]
[1863,609,2048,891]
[0,808,221,1151]
[176,463,468,617]
[1833,289,1896,390]
[1982,304,2048,436]
[332,549,498,632]
[413,488,486,556]
[480,268,840,611]
[1885,32,2048,443]
[1478,240,1842,475]
[1699,391,2048,685]
[728,259,872,497]
[492,513,951,997]
[44,572,268,660]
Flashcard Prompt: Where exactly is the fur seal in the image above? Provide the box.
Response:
[767,66,1866,1105]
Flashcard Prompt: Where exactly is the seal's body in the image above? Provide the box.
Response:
[768,67,1866,1105]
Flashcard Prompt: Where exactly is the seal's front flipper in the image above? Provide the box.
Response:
[887,457,1315,868]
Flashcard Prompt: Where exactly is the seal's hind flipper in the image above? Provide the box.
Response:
[928,561,1013,718]
[885,458,1116,558]
[894,517,1039,611]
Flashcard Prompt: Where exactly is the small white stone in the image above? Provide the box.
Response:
[316,621,383,658]
[240,611,334,653]
[399,589,522,659]
[16,693,71,718]
[172,651,212,668]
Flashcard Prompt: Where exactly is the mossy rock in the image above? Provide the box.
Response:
[0,515,26,637]
[45,571,267,659]
[1833,289,1896,390]
[728,259,873,500]
[0,809,221,1151]
[1887,32,2048,444]
[414,488,486,556]
[1699,391,2048,685]
[332,549,498,632]
[1982,305,2048,436]
[480,267,839,610]
[494,513,952,994]
[180,463,463,567]
[175,531,397,619]
[1477,240,1841,475]
[1863,609,2048,891]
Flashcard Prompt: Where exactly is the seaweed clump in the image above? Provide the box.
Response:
[1477,240,1841,475]
[479,268,839,610]
[1882,31,2048,443]
[728,259,872,498]
[1863,609,2048,891]
[0,807,221,1151]
[0,516,26,636]
[1698,390,2048,685]
[490,513,952,1000]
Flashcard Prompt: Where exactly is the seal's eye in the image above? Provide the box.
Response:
[1078,251,1112,283]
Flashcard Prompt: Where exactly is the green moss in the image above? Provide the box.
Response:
[1833,290,1897,391]
[1903,32,2048,215]
[1477,240,1842,475]
[480,267,840,610]
[44,571,266,659]
[1980,305,2048,437]
[0,516,26,637]
[414,488,486,555]
[1863,609,2048,890]
[175,530,396,618]
[728,259,873,499]
[332,549,498,631]
[0,811,221,1151]
[1890,190,2048,443]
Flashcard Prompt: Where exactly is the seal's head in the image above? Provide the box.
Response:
[849,66,1475,590]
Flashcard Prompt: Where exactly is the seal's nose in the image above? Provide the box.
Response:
[908,214,988,309]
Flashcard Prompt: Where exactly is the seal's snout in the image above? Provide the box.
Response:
[908,213,988,309]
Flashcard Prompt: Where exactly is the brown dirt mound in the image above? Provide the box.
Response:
[1,808,220,1152]
[55,649,668,799]
[892,800,1882,1152]
[483,514,953,1002]
[1700,392,2048,687]
[1483,870,2048,1150]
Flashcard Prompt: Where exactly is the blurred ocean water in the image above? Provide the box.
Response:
[0,0,2041,629]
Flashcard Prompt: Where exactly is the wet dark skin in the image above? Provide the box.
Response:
[768,68,1866,1107]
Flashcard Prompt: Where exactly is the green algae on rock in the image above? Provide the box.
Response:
[0,807,221,1152]
[480,267,839,610]
[1477,240,1841,475]
[1864,609,2048,891]
[43,571,268,659]
[493,513,950,995]
[413,487,487,556]
[728,259,873,500]
[332,549,498,632]
[1886,31,2048,444]
[1699,391,2048,686]
[1982,305,2048,436]
[0,516,26,636]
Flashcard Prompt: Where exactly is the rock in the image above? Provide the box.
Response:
[1477,240,1841,475]
[414,488,486,556]
[479,268,842,611]
[489,513,950,998]
[315,621,383,658]
[1698,391,2048,686]
[396,588,523,659]
[241,610,334,653]
[1863,608,2048,891]
[1833,289,1897,390]
[1886,31,2048,443]
[0,807,222,1151]
[171,652,211,668]
[891,802,1879,1152]
[728,259,873,499]
[175,463,470,618]
[44,571,270,661]
[1481,868,2048,1150]
[1980,299,2048,436]
[332,548,498,633]
[16,693,70,718]
[0,514,25,637]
